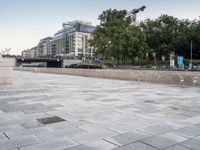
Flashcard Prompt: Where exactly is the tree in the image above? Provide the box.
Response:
[91,9,149,64]
[141,15,180,60]
[190,20,200,59]
[125,25,149,64]
[91,10,200,66]
[90,26,110,59]
[141,15,200,61]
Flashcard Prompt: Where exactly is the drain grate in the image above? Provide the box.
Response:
[37,116,65,124]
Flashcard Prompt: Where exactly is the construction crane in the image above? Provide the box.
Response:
[127,5,146,22]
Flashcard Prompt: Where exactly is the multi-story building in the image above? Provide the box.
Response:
[51,20,95,57]
[22,50,30,58]
[37,37,52,57]
[32,46,38,57]
[21,37,52,58]
[51,31,65,56]
[21,20,95,58]
[22,47,35,58]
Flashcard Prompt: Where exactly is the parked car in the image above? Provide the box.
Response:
[66,63,102,69]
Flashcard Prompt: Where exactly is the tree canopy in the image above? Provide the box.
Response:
[91,9,149,64]
[91,9,200,65]
[141,15,200,60]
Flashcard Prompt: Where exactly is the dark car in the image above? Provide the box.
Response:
[66,64,78,68]
[66,63,102,69]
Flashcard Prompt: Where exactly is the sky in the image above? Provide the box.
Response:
[0,0,200,55]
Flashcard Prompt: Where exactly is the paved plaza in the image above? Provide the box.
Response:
[0,71,200,150]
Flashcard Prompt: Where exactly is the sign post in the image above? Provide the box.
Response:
[178,56,184,70]
[170,60,175,68]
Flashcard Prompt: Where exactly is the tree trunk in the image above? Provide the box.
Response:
[117,58,120,65]
[131,58,134,65]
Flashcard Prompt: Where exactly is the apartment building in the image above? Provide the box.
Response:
[51,20,95,57]
[37,37,52,56]
[22,47,35,58]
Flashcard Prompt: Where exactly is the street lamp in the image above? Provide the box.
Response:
[190,40,193,70]
[152,52,156,66]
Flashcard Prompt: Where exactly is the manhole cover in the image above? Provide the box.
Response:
[37,116,65,124]
[144,100,158,104]
[168,106,179,111]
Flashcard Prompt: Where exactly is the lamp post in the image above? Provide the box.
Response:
[57,59,60,68]
[190,40,193,70]
[152,52,156,67]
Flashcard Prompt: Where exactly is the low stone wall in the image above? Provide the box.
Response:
[15,67,200,86]
[0,58,14,85]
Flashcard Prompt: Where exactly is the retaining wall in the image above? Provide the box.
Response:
[15,67,200,86]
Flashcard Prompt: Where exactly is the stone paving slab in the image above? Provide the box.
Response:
[20,138,78,150]
[0,71,200,150]
[64,145,97,150]
[0,135,41,150]
[105,131,151,146]
[172,125,200,138]
[86,140,118,150]
[72,129,118,144]
[164,144,193,150]
[180,136,200,150]
[37,127,86,142]
[184,115,200,124]
[142,132,188,149]
[138,124,178,135]
[4,126,53,140]
[113,142,157,150]
[0,133,6,139]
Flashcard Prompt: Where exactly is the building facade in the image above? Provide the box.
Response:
[21,20,95,58]
[22,47,35,58]
[22,50,30,58]
[51,20,95,57]
[37,37,52,57]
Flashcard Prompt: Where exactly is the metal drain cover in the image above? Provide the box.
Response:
[37,116,65,124]
[144,100,158,104]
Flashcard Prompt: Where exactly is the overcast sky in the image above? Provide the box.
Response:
[0,0,200,55]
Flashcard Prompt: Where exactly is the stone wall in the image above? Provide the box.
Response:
[0,57,14,85]
[15,67,200,86]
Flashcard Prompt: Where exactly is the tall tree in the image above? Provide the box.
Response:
[125,25,149,64]
[141,15,200,60]
[141,15,180,59]
[91,9,149,64]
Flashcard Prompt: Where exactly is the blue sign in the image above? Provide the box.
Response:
[178,56,184,65]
